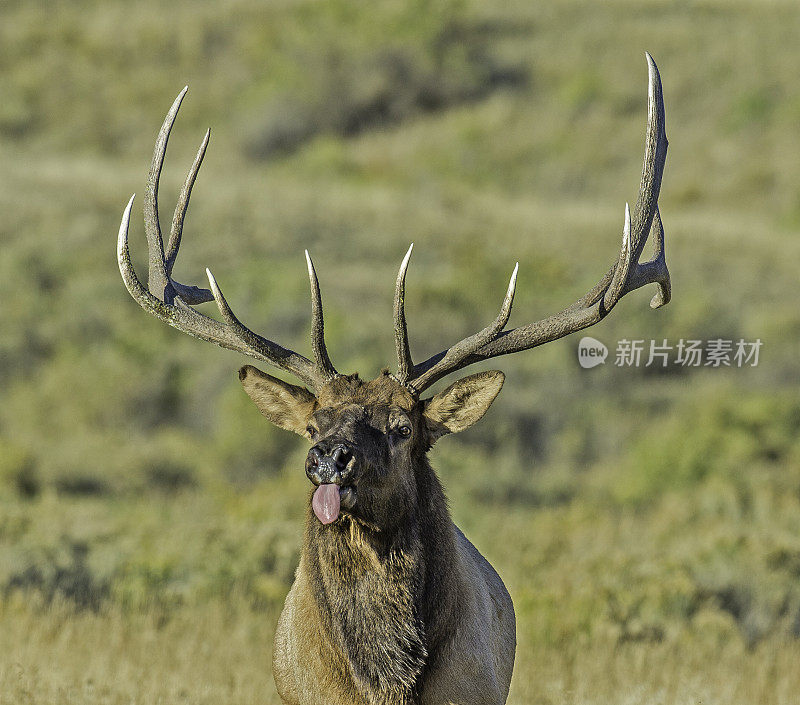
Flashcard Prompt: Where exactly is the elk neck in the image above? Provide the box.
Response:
[300,455,464,702]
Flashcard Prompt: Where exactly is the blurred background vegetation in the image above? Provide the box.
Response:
[1,0,799,703]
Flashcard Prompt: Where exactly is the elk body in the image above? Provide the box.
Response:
[117,54,670,705]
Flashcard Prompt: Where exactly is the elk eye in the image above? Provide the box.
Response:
[306,425,317,437]
[394,425,412,438]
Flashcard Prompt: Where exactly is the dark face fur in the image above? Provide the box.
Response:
[302,374,422,531]
[238,366,504,533]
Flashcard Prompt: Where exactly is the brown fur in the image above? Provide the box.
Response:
[240,367,516,705]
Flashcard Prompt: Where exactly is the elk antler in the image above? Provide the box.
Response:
[394,53,671,394]
[117,87,338,389]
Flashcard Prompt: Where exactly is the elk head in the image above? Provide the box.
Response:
[118,54,670,532]
[237,364,504,529]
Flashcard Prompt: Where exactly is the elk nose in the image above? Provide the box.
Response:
[305,443,353,486]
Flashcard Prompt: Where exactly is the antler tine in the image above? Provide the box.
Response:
[630,52,668,267]
[203,268,321,387]
[603,203,634,309]
[645,207,670,308]
[394,244,414,382]
[143,86,214,306]
[118,88,328,390]
[409,264,518,393]
[144,86,184,301]
[166,127,210,278]
[305,251,338,381]
[620,205,670,308]
[406,53,670,394]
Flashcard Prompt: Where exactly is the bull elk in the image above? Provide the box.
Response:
[117,54,669,705]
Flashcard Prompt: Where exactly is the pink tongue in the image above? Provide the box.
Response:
[312,484,341,524]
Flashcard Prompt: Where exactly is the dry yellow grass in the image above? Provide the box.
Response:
[4,598,800,705]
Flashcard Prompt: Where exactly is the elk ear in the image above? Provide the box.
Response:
[239,365,317,436]
[422,370,504,444]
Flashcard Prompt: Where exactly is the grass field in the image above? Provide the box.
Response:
[1,1,799,703]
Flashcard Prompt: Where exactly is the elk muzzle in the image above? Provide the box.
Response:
[306,442,356,525]
[306,442,353,485]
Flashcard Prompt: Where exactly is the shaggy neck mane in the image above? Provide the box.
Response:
[302,459,461,705]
